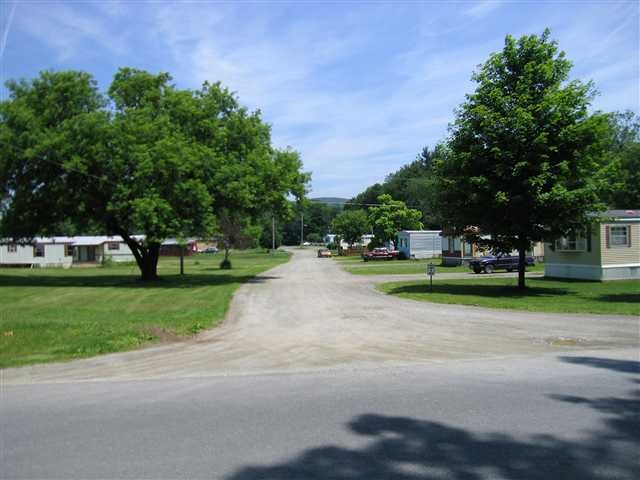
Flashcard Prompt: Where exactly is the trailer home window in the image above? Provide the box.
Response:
[34,244,45,257]
[556,234,586,252]
[107,242,120,251]
[66,245,74,256]
[8,244,17,253]
[610,226,629,247]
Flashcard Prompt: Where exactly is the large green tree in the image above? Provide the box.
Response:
[431,30,609,288]
[368,194,423,247]
[0,69,308,280]
[331,209,370,247]
[596,111,640,208]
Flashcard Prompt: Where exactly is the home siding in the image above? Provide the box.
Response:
[103,242,136,263]
[544,229,601,267]
[36,243,73,267]
[0,244,36,265]
[601,223,640,266]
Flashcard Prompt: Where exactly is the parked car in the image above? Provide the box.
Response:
[469,254,535,274]
[303,241,311,246]
[201,246,219,254]
[317,248,332,258]
[362,247,400,261]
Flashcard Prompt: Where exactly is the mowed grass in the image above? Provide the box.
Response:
[377,277,640,315]
[339,257,544,275]
[0,250,290,368]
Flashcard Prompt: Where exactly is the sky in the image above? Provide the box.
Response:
[1,0,638,198]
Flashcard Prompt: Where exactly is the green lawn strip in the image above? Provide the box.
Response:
[377,277,640,315]
[344,260,544,276]
[0,250,290,368]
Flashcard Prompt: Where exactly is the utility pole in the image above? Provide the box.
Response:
[272,215,276,253]
[300,211,304,246]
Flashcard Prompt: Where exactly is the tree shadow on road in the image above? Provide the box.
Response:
[227,357,639,480]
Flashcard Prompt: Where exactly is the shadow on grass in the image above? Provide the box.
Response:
[0,273,281,289]
[598,293,640,303]
[387,283,570,299]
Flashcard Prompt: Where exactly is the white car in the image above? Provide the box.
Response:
[302,241,311,246]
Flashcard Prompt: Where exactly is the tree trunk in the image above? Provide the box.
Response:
[517,247,526,290]
[139,243,160,281]
[116,229,161,281]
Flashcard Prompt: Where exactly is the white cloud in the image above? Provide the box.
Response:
[464,0,504,19]
[15,1,128,61]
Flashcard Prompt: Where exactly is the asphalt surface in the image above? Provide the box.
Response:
[2,349,639,479]
[3,247,638,384]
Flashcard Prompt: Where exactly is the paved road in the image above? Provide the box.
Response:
[3,248,638,384]
[3,349,638,479]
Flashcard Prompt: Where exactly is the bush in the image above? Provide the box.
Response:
[326,242,338,250]
[101,256,114,267]
[219,258,232,269]
[398,251,408,260]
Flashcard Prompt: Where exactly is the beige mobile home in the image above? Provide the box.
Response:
[545,210,640,280]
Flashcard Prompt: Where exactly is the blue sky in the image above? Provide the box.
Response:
[1,0,638,198]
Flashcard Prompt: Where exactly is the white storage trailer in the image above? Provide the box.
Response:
[397,230,442,259]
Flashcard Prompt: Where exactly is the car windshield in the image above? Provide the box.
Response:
[480,255,496,260]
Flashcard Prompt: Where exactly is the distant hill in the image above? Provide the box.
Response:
[311,197,349,206]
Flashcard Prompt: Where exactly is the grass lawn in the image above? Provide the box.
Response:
[0,249,290,369]
[377,277,640,315]
[340,257,544,275]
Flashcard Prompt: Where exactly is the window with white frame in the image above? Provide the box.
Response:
[609,225,630,247]
[107,242,120,251]
[34,244,45,257]
[8,244,17,253]
[556,233,586,252]
[66,245,74,256]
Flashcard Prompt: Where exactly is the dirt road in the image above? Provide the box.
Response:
[3,248,637,384]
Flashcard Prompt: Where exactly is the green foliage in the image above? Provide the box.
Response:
[430,29,610,287]
[219,258,232,269]
[331,209,370,246]
[596,111,640,208]
[368,194,423,247]
[306,232,323,243]
[281,200,343,245]
[348,146,445,227]
[0,68,309,280]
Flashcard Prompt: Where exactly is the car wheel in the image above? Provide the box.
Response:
[473,267,482,274]
[484,264,494,274]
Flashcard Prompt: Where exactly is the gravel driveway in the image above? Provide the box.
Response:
[4,248,638,384]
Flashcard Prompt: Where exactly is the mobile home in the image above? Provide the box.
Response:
[397,230,442,259]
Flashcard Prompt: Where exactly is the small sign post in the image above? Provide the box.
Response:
[427,262,435,292]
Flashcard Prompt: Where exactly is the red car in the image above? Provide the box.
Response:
[362,247,399,261]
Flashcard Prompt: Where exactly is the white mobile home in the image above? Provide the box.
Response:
[0,237,75,268]
[397,230,442,259]
[0,235,141,267]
